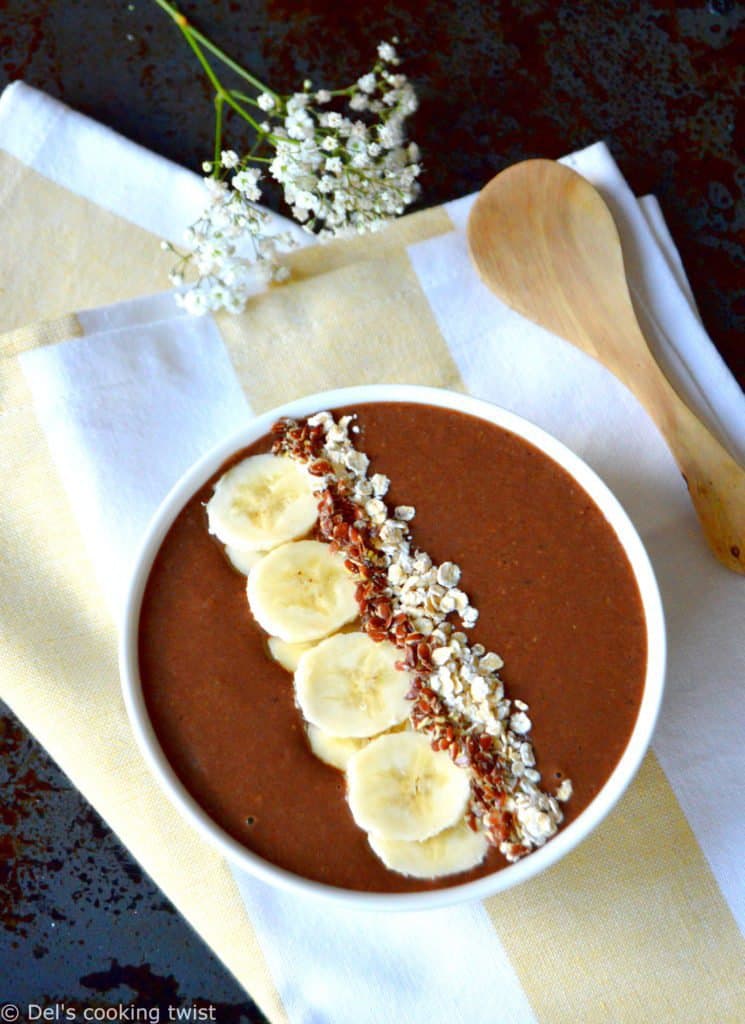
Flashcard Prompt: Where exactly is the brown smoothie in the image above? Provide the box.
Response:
[138,402,647,892]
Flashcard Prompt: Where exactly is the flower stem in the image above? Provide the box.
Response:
[153,0,290,146]
[178,13,222,92]
[193,32,278,100]
[213,94,224,171]
[221,91,267,134]
[230,89,265,110]
[152,0,278,99]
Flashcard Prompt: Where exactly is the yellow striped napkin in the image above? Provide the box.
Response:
[1,82,744,1022]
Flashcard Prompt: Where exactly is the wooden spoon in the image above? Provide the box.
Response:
[467,158,745,574]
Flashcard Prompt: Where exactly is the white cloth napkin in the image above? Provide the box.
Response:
[3,82,744,1022]
[0,81,307,248]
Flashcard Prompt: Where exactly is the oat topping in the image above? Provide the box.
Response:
[272,410,571,862]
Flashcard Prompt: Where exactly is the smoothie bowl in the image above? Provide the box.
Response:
[119,385,665,910]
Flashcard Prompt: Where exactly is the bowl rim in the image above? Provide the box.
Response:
[119,383,666,911]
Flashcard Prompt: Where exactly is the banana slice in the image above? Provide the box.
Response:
[294,632,411,738]
[267,621,361,673]
[267,636,319,673]
[368,818,488,879]
[247,540,358,643]
[346,732,471,842]
[307,720,411,772]
[225,546,266,576]
[307,724,369,771]
[207,453,318,552]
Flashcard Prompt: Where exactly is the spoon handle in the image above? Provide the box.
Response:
[612,331,745,574]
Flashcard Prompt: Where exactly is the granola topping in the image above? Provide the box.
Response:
[272,409,572,862]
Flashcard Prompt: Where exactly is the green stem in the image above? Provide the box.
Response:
[178,17,222,93]
[247,133,266,157]
[195,32,277,99]
[221,90,266,134]
[154,2,290,145]
[152,0,278,99]
[221,91,296,148]
[213,94,224,170]
[230,89,267,110]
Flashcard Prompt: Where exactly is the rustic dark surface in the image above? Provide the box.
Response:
[0,715,263,1019]
[1,0,743,1015]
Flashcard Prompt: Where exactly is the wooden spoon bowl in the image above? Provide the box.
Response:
[467,159,745,574]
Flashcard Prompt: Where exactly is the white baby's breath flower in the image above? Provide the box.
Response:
[220,149,240,169]
[357,72,376,94]
[205,176,228,197]
[320,111,343,128]
[170,37,420,314]
[233,167,262,200]
[286,111,314,140]
[177,284,210,316]
[377,41,398,63]
[378,121,402,149]
[167,163,296,315]
[287,92,310,112]
[349,93,369,111]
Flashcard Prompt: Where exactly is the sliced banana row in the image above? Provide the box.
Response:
[210,450,486,879]
[276,595,485,878]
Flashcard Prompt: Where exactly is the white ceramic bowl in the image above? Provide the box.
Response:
[119,384,666,910]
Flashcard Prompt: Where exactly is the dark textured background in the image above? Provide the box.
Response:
[1,0,743,1017]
